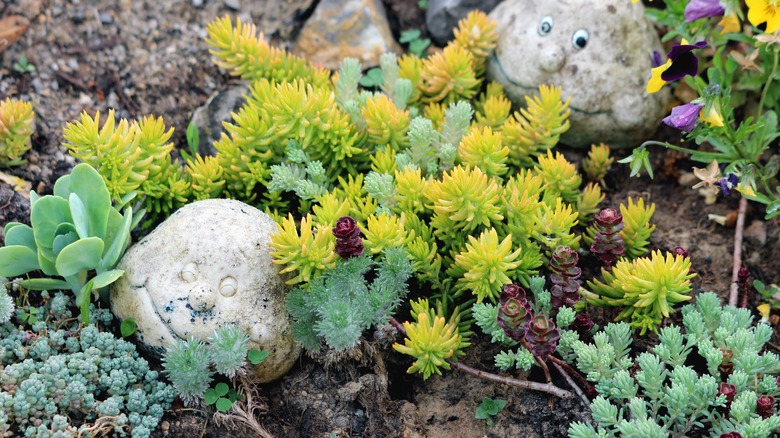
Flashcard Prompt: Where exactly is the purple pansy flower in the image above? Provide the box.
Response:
[719,173,739,196]
[663,103,704,132]
[662,40,708,82]
[685,0,726,22]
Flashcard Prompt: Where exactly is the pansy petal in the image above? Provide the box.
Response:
[647,59,672,93]
[700,106,724,127]
[685,0,725,22]
[747,0,780,33]
[718,13,740,34]
[662,103,703,132]
[662,52,699,82]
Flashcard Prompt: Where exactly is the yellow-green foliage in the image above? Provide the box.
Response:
[425,165,503,237]
[501,85,571,168]
[205,16,330,88]
[0,98,34,164]
[362,213,408,255]
[420,45,480,104]
[270,214,337,285]
[311,191,351,227]
[474,89,511,130]
[362,94,410,150]
[63,110,190,221]
[457,126,508,178]
[582,143,614,182]
[393,167,430,215]
[398,54,424,105]
[532,198,580,254]
[185,154,225,201]
[393,298,466,379]
[621,197,656,259]
[452,10,499,77]
[535,150,582,204]
[586,251,696,335]
[370,146,397,175]
[448,228,521,303]
[577,182,605,223]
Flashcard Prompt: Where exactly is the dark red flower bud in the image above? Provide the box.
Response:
[718,382,737,408]
[497,295,532,342]
[570,313,595,333]
[757,395,775,419]
[550,245,581,308]
[333,216,360,239]
[590,208,625,266]
[720,433,742,438]
[525,314,561,357]
[500,283,526,303]
[673,246,689,258]
[333,216,364,259]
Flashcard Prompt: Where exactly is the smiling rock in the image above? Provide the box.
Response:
[110,199,301,383]
[486,0,670,148]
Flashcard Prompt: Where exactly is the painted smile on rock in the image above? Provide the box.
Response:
[490,53,607,116]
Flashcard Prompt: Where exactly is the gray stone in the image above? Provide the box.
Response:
[486,0,670,148]
[189,84,249,156]
[192,0,204,8]
[99,12,113,25]
[293,0,401,70]
[110,199,301,383]
[425,0,502,45]
[223,0,240,11]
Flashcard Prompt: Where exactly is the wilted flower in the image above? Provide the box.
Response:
[685,0,725,22]
[662,103,703,132]
[647,40,707,93]
[719,173,739,196]
[747,0,780,33]
[692,160,721,191]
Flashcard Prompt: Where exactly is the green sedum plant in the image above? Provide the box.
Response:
[0,163,134,315]
[569,293,780,437]
[0,291,175,437]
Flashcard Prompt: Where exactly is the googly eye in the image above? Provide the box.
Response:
[219,276,238,297]
[180,262,198,283]
[538,16,553,36]
[572,29,589,49]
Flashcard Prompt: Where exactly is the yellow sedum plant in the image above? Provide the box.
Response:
[0,98,34,165]
[585,251,696,335]
[270,214,337,285]
[620,197,656,259]
[448,228,521,303]
[393,298,466,380]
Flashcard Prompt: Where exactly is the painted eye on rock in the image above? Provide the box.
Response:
[219,276,238,297]
[539,16,553,36]
[572,29,589,49]
[180,262,198,283]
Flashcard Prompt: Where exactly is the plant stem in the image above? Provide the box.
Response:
[728,196,748,307]
[390,317,573,399]
[447,360,574,399]
[758,45,780,117]
[638,140,723,161]
[550,361,589,405]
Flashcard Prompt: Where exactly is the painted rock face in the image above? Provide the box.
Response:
[110,199,301,383]
[486,0,670,148]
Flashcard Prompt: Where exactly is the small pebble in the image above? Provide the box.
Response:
[30,78,44,93]
[192,0,204,7]
[224,0,240,11]
[99,12,113,24]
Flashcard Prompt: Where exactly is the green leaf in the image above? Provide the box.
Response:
[51,223,79,255]
[204,388,219,405]
[30,195,73,250]
[359,68,383,88]
[99,207,132,271]
[475,398,507,419]
[91,269,124,289]
[766,200,780,219]
[248,349,269,365]
[55,237,104,277]
[68,163,111,238]
[215,382,230,397]
[79,280,94,324]
[19,278,72,291]
[4,223,36,250]
[0,245,40,277]
[399,29,422,43]
[216,397,233,412]
[186,121,200,157]
[69,193,89,239]
[120,318,137,337]
[409,38,431,57]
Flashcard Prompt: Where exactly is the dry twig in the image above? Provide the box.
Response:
[728,196,748,307]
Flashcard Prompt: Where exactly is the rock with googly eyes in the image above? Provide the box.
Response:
[486,0,670,148]
[110,199,301,383]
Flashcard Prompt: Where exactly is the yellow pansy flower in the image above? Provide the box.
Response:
[700,106,724,127]
[746,0,780,33]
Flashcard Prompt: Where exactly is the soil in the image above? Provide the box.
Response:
[1,0,779,437]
